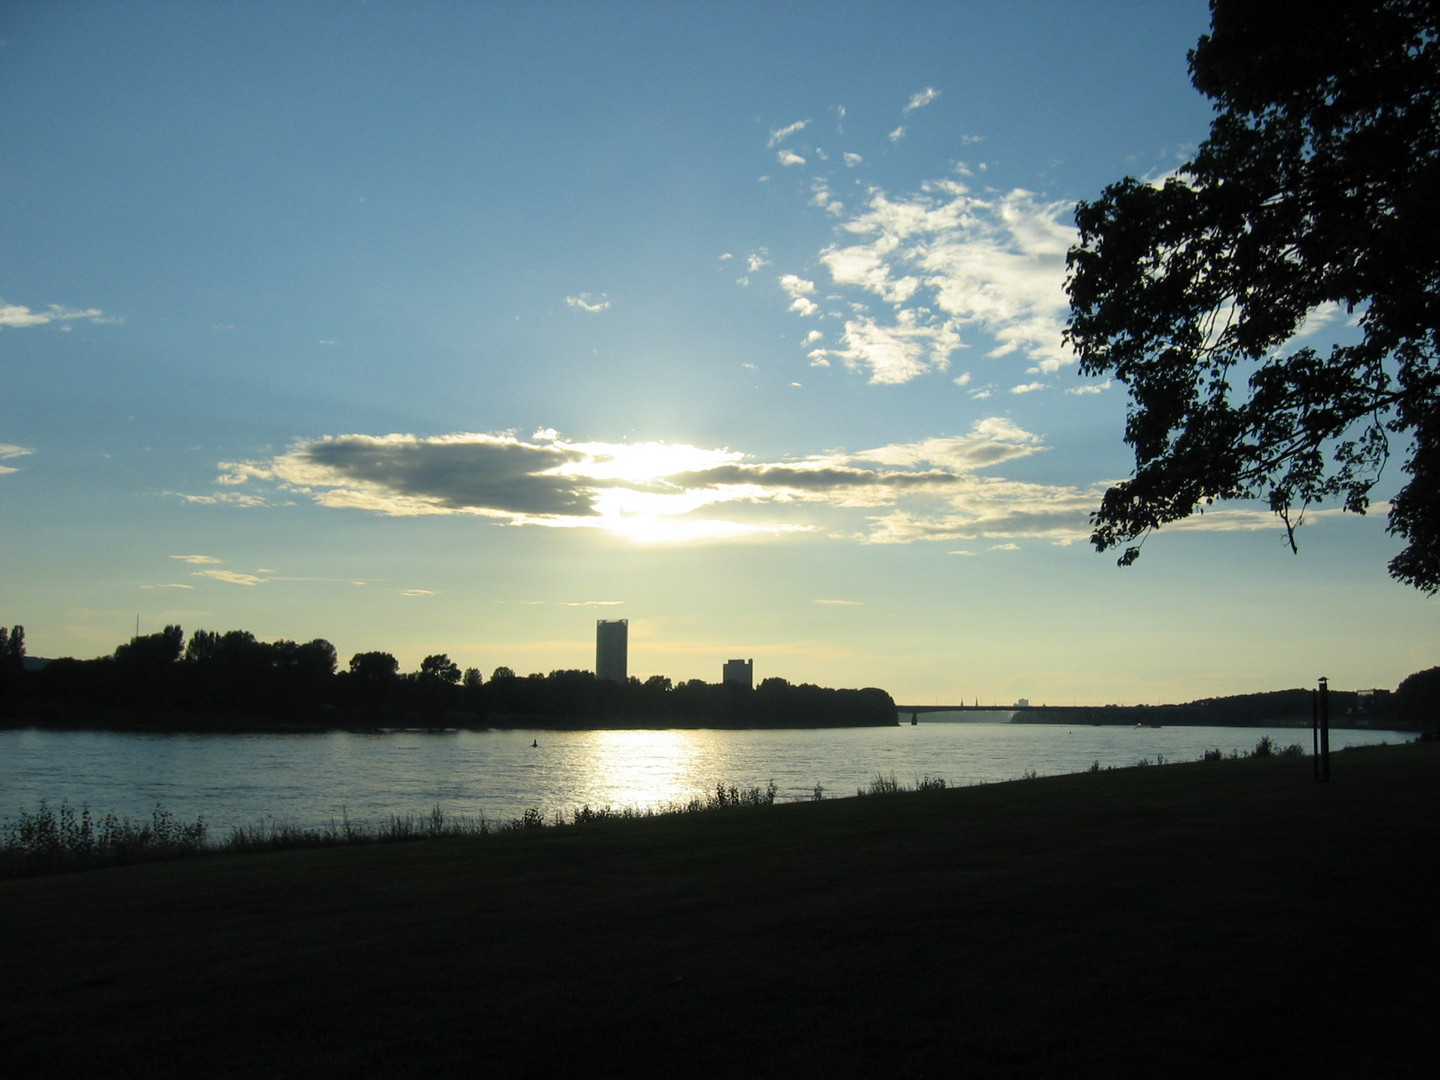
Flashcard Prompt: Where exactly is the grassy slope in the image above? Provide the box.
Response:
[3,743,1436,1079]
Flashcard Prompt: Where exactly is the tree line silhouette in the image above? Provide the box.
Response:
[0,624,898,730]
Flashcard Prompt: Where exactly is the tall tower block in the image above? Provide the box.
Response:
[596,619,628,683]
[722,658,754,689]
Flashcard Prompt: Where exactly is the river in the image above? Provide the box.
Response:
[0,720,1412,835]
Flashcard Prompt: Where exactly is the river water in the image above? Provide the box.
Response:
[0,718,1412,835]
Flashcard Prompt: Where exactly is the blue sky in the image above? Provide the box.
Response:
[3,1,1434,705]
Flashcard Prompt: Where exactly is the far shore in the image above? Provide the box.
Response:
[0,704,904,733]
[1,702,1423,734]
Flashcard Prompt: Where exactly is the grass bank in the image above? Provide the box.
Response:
[2,743,1436,1078]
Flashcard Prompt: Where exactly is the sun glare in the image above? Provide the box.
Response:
[556,440,742,485]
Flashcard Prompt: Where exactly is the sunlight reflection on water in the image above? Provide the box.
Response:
[0,723,1413,835]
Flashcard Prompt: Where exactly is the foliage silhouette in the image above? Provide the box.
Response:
[1066,0,1440,589]
[2,622,897,729]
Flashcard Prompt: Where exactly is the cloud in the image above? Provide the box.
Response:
[903,87,940,114]
[203,422,1372,552]
[809,180,844,216]
[1,443,34,476]
[171,554,222,565]
[888,126,906,143]
[767,119,810,147]
[194,569,267,586]
[823,312,963,385]
[859,477,1104,547]
[777,179,1077,383]
[226,432,598,519]
[171,491,271,507]
[815,598,864,606]
[843,152,863,167]
[777,149,806,167]
[780,274,819,317]
[0,299,111,330]
[565,293,610,313]
[198,421,1082,546]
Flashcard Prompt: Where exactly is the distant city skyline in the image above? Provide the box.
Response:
[3,2,1434,705]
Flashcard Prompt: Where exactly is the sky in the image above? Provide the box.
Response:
[3,1,1435,707]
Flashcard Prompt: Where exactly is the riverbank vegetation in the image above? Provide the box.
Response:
[0,781,790,879]
[0,734,1368,881]
[0,622,896,730]
[3,741,1435,1077]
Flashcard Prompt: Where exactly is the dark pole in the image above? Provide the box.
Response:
[1312,687,1320,779]
[1317,677,1331,783]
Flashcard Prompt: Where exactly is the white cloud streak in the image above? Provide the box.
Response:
[194,569,267,586]
[0,300,112,330]
[767,119,810,147]
[903,87,939,113]
[1,444,34,477]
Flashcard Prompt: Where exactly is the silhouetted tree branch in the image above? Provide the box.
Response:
[1066,0,1440,590]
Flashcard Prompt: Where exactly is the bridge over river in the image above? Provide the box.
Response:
[895,703,1190,725]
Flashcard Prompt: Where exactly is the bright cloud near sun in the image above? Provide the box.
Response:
[195,419,1114,547]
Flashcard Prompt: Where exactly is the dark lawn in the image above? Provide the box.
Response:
[3,743,1436,1078]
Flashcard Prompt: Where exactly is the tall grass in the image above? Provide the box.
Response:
[0,800,209,877]
[1,778,804,879]
[858,772,948,796]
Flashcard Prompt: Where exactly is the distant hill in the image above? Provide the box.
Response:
[1002,686,1403,729]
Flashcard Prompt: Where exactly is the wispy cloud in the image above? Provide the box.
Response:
[1,444,34,476]
[777,178,1076,384]
[0,299,113,330]
[170,554,222,565]
[565,293,610,313]
[903,87,939,114]
[767,118,810,147]
[171,491,272,507]
[777,149,806,167]
[195,569,267,586]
